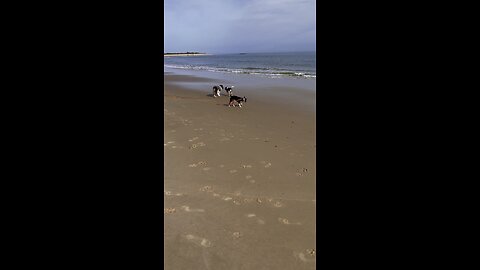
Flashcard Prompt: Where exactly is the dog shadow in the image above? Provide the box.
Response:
[208,94,230,98]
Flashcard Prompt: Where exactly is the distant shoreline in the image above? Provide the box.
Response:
[164,52,209,57]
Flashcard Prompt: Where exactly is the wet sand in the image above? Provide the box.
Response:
[164,72,316,269]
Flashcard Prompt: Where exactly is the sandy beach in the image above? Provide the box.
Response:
[164,71,316,269]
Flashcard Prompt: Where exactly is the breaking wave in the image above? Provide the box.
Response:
[164,64,316,79]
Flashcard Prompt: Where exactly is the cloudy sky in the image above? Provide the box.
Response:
[164,0,316,54]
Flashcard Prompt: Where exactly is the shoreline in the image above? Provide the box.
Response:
[164,53,209,57]
[163,67,316,114]
[164,71,316,269]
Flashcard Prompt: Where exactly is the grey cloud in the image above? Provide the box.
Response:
[164,0,315,53]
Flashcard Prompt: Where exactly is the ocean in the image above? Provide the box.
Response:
[164,51,316,79]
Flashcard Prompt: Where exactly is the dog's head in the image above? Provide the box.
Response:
[219,84,224,89]
[243,96,247,103]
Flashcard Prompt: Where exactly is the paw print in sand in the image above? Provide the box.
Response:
[164,208,176,214]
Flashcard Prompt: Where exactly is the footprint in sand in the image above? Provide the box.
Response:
[232,232,242,239]
[246,213,266,225]
[278,218,289,224]
[261,198,283,207]
[185,234,212,247]
[272,201,284,208]
[278,218,301,225]
[164,208,176,214]
[229,169,238,173]
[188,137,199,142]
[223,196,233,201]
[181,205,205,213]
[243,198,254,203]
[164,191,183,197]
[245,176,256,183]
[189,161,208,168]
[202,167,211,171]
[294,252,315,263]
[199,186,213,192]
[232,199,242,205]
[296,168,309,176]
[189,142,206,149]
[241,165,252,168]
[294,249,316,262]
[260,161,272,168]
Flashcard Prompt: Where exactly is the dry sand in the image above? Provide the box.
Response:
[164,73,316,269]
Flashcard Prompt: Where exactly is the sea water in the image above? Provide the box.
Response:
[164,51,316,79]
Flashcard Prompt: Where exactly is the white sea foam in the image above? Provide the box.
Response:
[164,65,317,79]
[164,52,316,80]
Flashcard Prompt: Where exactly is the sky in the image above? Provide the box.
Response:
[164,0,316,54]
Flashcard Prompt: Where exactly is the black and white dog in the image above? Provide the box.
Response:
[228,95,247,107]
[224,85,234,97]
[212,84,224,98]
[212,84,234,97]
